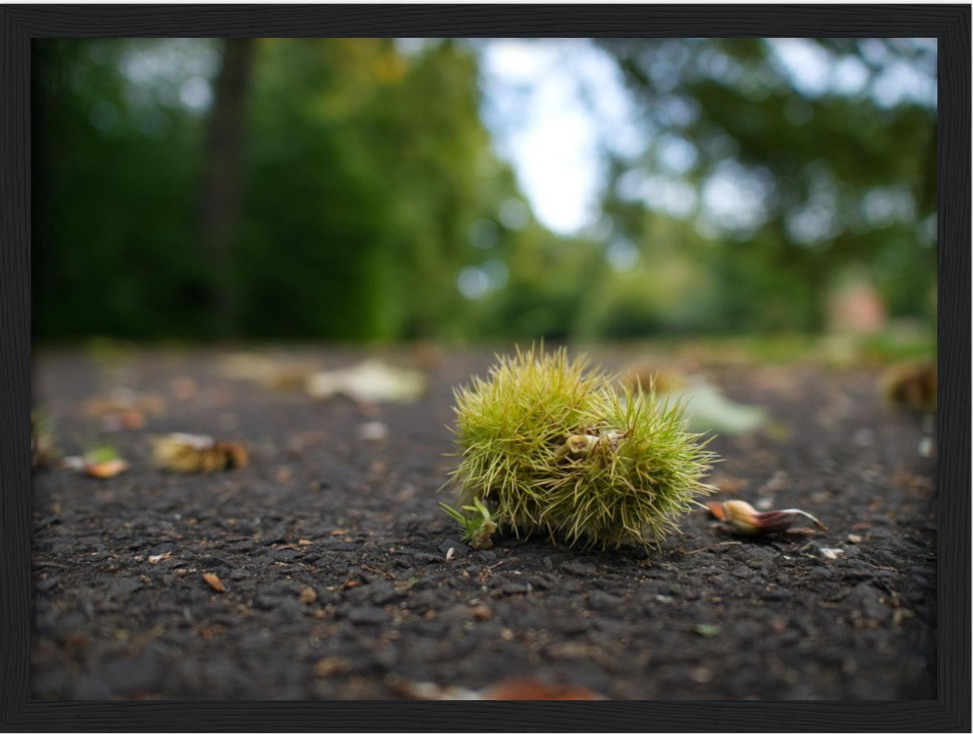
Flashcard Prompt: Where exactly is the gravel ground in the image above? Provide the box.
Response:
[29,344,937,701]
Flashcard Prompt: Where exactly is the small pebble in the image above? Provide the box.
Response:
[918,436,934,458]
[356,421,389,442]
[689,666,713,684]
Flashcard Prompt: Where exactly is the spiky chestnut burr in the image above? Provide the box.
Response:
[445,345,717,550]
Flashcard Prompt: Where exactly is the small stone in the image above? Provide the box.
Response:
[346,607,389,625]
[437,539,470,558]
[313,656,354,678]
[587,590,622,612]
[689,666,713,684]
[563,562,596,577]
[356,421,389,442]
[731,564,753,579]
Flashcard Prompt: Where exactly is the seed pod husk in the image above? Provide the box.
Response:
[448,345,716,550]
[711,499,827,536]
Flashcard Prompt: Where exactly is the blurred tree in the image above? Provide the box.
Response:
[238,38,509,342]
[33,38,527,344]
[483,227,602,340]
[33,39,212,340]
[33,38,936,345]
[597,38,937,333]
[196,38,255,338]
[365,40,499,341]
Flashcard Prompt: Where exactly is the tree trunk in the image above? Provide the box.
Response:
[197,38,254,338]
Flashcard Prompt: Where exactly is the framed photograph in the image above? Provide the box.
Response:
[2,5,969,732]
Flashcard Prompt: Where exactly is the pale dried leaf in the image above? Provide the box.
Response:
[306,360,426,404]
[153,433,248,473]
[83,458,129,479]
[483,678,606,700]
[202,572,225,592]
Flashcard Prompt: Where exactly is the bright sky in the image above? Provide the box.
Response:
[479,39,643,236]
[477,38,936,238]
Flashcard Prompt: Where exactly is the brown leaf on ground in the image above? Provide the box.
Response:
[306,359,426,404]
[881,361,936,412]
[82,389,166,431]
[202,572,225,593]
[152,433,249,473]
[388,674,605,700]
[708,499,827,535]
[83,458,129,479]
[64,449,129,479]
[218,353,320,391]
[482,678,606,700]
[313,656,354,678]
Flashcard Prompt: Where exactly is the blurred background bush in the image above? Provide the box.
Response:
[32,38,936,352]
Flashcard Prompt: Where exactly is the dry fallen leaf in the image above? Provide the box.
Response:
[389,675,605,700]
[483,678,605,700]
[306,359,426,404]
[881,361,936,412]
[83,457,129,479]
[152,433,249,473]
[82,389,166,431]
[202,572,225,593]
[218,353,319,391]
[313,656,354,678]
[355,421,389,441]
[708,499,827,536]
[64,446,129,479]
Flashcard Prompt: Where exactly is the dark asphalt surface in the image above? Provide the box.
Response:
[30,345,937,700]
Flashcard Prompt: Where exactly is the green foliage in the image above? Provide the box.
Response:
[439,497,499,550]
[447,345,717,549]
[32,38,522,343]
[31,38,936,345]
[33,39,210,340]
[597,38,937,336]
[84,443,122,465]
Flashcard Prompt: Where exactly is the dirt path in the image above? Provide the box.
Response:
[30,345,937,700]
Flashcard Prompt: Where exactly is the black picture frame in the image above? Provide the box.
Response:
[2,4,969,732]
